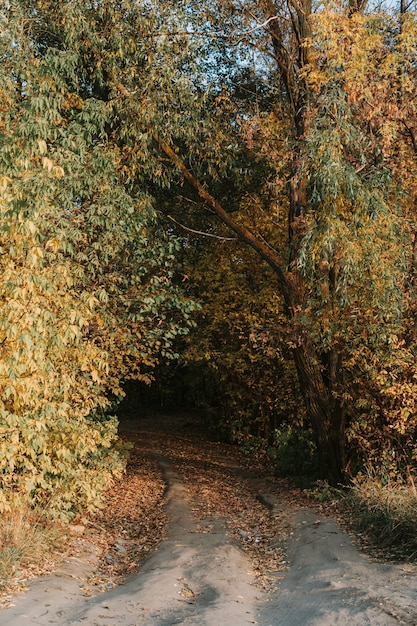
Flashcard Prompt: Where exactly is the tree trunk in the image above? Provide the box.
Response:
[292,343,346,484]
[257,2,347,482]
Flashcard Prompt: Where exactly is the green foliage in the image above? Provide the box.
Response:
[296,10,417,475]
[299,86,405,321]
[269,424,319,479]
[0,0,197,517]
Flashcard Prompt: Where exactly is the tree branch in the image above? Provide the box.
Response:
[166,214,237,240]
[153,134,294,311]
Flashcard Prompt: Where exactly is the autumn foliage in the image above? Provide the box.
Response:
[160,3,417,483]
[1,0,417,515]
[0,0,196,517]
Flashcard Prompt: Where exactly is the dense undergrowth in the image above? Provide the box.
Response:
[270,426,417,560]
[230,420,417,562]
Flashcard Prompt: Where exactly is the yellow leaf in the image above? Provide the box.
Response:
[37,139,48,155]
[42,157,54,172]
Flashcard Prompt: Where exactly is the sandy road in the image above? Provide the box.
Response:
[0,457,261,626]
[1,414,417,625]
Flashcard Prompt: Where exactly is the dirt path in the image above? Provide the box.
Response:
[1,413,417,625]
[259,508,417,625]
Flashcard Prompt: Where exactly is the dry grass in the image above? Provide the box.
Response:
[0,497,63,603]
[349,477,417,560]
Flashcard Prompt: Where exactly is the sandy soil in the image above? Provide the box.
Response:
[1,413,417,626]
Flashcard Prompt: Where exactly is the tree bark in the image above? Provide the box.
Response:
[292,343,346,483]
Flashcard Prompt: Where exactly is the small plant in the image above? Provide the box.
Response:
[306,480,344,502]
[0,497,63,596]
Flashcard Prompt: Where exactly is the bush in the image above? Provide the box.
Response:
[0,410,128,520]
[269,424,319,479]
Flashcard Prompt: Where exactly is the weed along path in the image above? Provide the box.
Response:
[1,412,417,626]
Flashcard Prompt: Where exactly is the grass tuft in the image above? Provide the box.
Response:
[0,497,63,599]
[349,476,417,560]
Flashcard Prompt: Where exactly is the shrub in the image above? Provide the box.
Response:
[269,424,319,479]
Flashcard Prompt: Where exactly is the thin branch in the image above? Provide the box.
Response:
[143,30,233,40]
[176,194,217,216]
[355,163,368,174]
[240,15,281,36]
[166,214,237,240]
[140,22,284,43]
[400,119,417,155]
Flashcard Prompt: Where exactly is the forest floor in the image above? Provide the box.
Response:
[1,411,417,625]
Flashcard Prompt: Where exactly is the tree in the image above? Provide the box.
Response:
[3,0,417,492]
[151,1,417,482]
[0,0,196,516]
